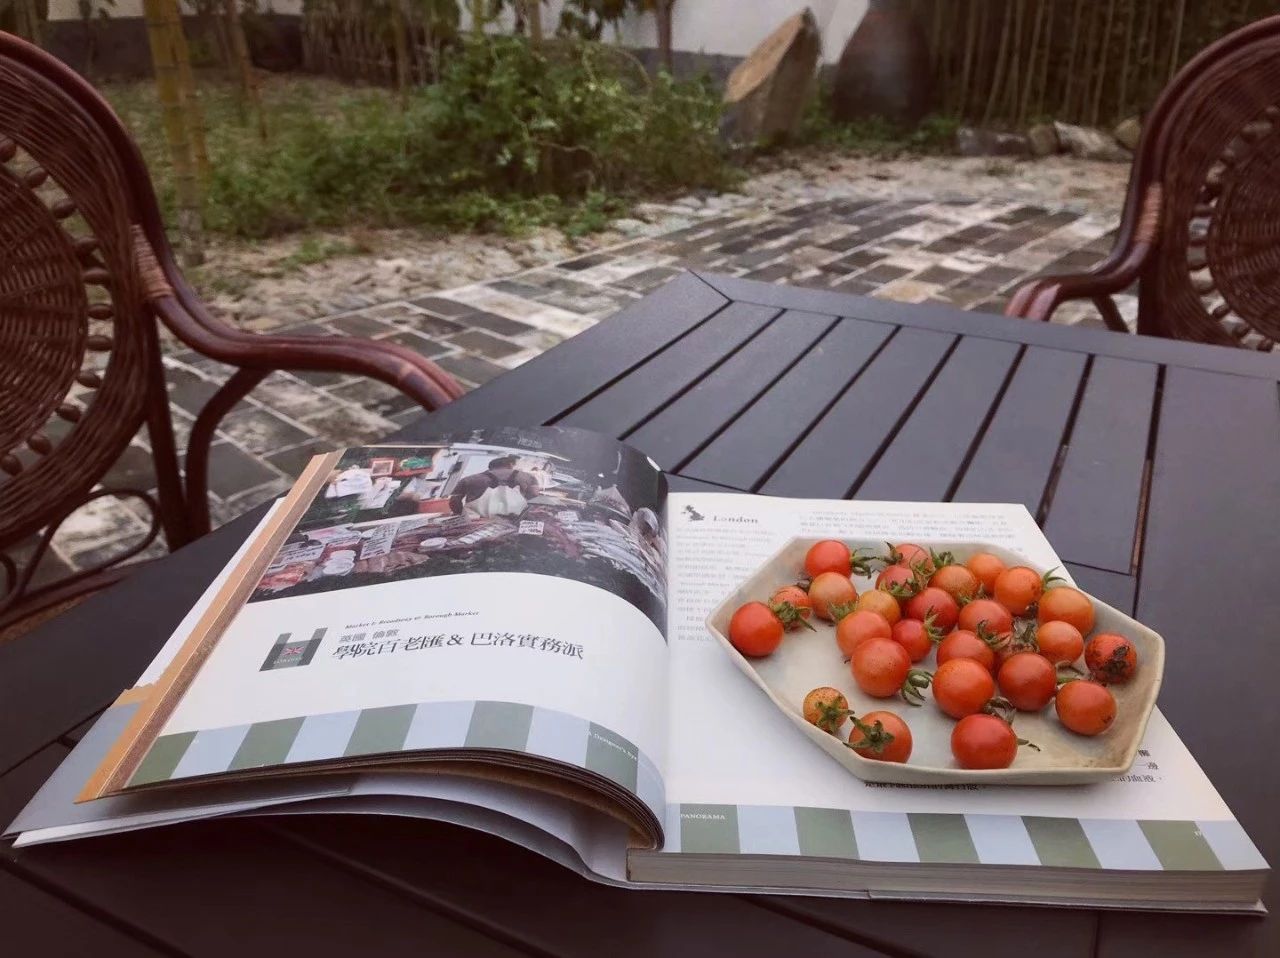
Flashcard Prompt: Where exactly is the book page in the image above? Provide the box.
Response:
[104,428,669,827]
[659,493,1258,869]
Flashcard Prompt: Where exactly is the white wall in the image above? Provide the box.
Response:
[51,1,868,65]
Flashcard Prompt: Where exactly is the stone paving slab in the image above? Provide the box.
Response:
[41,191,1131,577]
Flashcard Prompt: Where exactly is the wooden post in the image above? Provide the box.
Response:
[525,0,543,47]
[390,0,411,99]
[655,0,675,73]
[470,0,485,38]
[143,0,204,267]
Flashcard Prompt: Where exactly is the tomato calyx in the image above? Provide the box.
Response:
[928,547,957,570]
[981,695,1017,723]
[845,716,896,757]
[996,620,1038,657]
[900,668,934,706]
[770,600,816,632]
[1041,566,1067,589]
[1017,736,1042,753]
[813,701,854,735]
[974,622,1005,650]
[921,611,945,646]
[828,599,858,623]
[849,548,876,578]
[1055,664,1085,685]
[880,567,926,599]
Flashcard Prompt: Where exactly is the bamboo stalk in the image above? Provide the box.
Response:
[1061,0,1085,117]
[1004,0,1025,122]
[958,0,979,119]
[1074,0,1100,121]
[471,0,484,38]
[526,0,543,47]
[390,0,410,99]
[1115,0,1136,123]
[1034,0,1055,118]
[224,0,267,141]
[157,0,211,189]
[1089,0,1117,126]
[983,0,1014,125]
[1018,0,1046,125]
[143,0,204,267]
[1168,0,1187,83]
[18,0,41,45]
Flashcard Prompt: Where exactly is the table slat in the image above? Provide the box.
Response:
[951,346,1089,515]
[855,336,1022,501]
[0,869,168,957]
[681,317,893,490]
[625,310,835,470]
[273,817,892,958]
[556,301,779,436]
[759,326,957,498]
[1041,356,1158,573]
[1062,563,1137,617]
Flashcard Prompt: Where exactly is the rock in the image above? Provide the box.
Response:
[955,127,1032,157]
[1027,123,1060,157]
[832,0,933,125]
[1054,121,1130,162]
[722,9,821,144]
[1113,115,1142,152]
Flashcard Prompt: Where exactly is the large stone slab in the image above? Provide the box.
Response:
[722,9,821,144]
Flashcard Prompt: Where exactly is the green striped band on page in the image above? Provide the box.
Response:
[128,700,664,822]
[664,804,1267,871]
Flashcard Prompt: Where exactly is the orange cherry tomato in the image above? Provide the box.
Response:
[930,563,979,602]
[848,710,913,763]
[805,539,853,578]
[932,657,995,719]
[808,572,857,621]
[802,686,850,734]
[851,637,911,698]
[835,609,892,658]
[965,551,1006,594]
[951,714,1018,769]
[1085,632,1138,684]
[936,629,996,673]
[893,543,934,574]
[903,586,959,631]
[993,565,1045,616]
[890,617,938,663]
[876,563,921,598]
[1055,680,1117,736]
[1037,586,1096,635]
[728,601,784,657]
[1035,619,1084,666]
[997,651,1057,712]
[855,588,902,626]
[770,585,814,631]
[957,597,1014,635]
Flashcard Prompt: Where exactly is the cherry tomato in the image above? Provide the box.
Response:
[1037,586,1096,635]
[965,551,1006,594]
[802,686,850,734]
[728,601,783,657]
[1085,632,1138,684]
[876,563,921,598]
[855,588,902,626]
[992,625,1037,668]
[932,657,995,719]
[835,609,892,658]
[892,542,934,574]
[851,637,911,698]
[770,585,814,631]
[903,586,959,631]
[890,617,939,663]
[848,710,912,763]
[808,572,857,621]
[997,651,1057,712]
[993,565,1045,616]
[1035,619,1084,666]
[936,628,996,673]
[1055,680,1117,736]
[951,714,1018,770]
[805,539,852,579]
[957,597,1014,635]
[930,563,979,602]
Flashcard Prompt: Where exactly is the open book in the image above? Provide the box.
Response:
[8,426,1267,913]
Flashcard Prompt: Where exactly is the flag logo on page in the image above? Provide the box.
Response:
[260,629,325,671]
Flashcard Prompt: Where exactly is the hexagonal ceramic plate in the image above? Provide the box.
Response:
[706,538,1165,785]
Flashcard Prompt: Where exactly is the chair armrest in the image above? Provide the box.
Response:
[1005,184,1162,325]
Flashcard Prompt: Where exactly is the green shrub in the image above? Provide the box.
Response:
[119,37,736,240]
[795,86,960,157]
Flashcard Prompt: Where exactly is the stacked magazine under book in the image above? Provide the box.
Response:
[8,427,1267,913]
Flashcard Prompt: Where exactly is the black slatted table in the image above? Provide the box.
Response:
[3,272,1277,957]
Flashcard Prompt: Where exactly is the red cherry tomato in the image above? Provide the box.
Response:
[1038,586,1096,635]
[848,710,913,763]
[932,657,995,719]
[1035,620,1084,666]
[930,564,979,602]
[965,551,1006,595]
[997,652,1057,712]
[851,638,911,698]
[808,572,857,621]
[957,597,1014,635]
[1085,632,1138,684]
[876,563,920,598]
[770,585,814,631]
[890,618,937,663]
[835,609,892,658]
[1055,680,1117,736]
[936,629,996,673]
[854,588,902,626]
[728,602,783,657]
[892,543,934,574]
[951,714,1018,769]
[805,539,852,578]
[993,566,1045,616]
[904,586,959,631]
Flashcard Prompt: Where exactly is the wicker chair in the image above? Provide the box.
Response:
[0,33,464,632]
[1006,15,1280,350]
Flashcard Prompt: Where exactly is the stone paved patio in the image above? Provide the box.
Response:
[41,181,1126,585]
